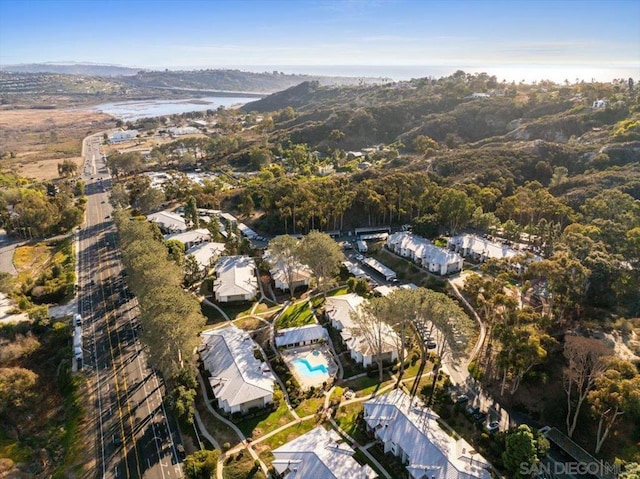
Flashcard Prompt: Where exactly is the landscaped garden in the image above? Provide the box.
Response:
[237,400,294,439]
[222,449,266,479]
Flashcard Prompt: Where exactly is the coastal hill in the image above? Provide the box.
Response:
[240,75,640,201]
[0,67,381,107]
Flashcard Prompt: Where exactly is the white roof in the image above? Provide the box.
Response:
[219,212,237,224]
[364,390,492,479]
[325,293,364,330]
[361,257,396,279]
[342,261,367,279]
[187,242,225,270]
[238,223,258,239]
[200,325,275,408]
[373,285,398,296]
[388,232,462,266]
[147,210,186,232]
[275,324,328,347]
[449,234,519,261]
[272,426,376,479]
[325,294,399,358]
[164,228,211,245]
[213,256,258,297]
[264,249,312,289]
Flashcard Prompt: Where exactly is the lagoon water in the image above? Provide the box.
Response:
[91,95,261,121]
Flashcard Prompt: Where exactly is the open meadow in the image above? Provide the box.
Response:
[0,108,113,181]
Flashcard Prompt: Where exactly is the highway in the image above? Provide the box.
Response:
[77,135,184,479]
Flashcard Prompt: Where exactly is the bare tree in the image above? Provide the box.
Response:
[267,235,301,299]
[374,289,418,380]
[353,299,398,382]
[563,336,612,438]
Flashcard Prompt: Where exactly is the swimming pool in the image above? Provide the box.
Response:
[292,358,328,378]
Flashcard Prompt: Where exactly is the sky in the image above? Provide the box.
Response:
[1,0,639,82]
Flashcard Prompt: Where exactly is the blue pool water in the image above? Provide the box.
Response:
[292,358,328,378]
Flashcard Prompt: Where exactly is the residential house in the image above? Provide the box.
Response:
[164,228,211,250]
[275,324,328,349]
[364,389,492,479]
[167,126,201,136]
[108,129,138,143]
[186,242,225,272]
[447,234,523,263]
[200,325,275,414]
[271,426,377,479]
[147,210,187,234]
[325,294,399,367]
[213,256,258,302]
[264,250,313,292]
[387,232,463,275]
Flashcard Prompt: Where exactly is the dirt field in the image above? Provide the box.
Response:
[0,108,113,181]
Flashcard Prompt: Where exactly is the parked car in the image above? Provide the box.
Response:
[485,421,500,433]
[466,405,480,416]
[426,340,437,350]
[455,394,469,404]
[472,411,488,423]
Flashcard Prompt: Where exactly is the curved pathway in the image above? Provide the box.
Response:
[197,371,271,478]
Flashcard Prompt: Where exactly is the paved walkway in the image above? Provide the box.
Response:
[196,371,271,478]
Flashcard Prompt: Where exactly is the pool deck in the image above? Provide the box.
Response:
[282,344,338,390]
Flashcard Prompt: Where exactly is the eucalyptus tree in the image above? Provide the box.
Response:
[297,231,343,294]
[562,336,612,438]
[589,357,640,453]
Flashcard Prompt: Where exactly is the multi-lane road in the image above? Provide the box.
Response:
[77,135,184,479]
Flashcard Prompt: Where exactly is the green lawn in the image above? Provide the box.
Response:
[342,373,393,398]
[223,450,266,479]
[255,420,318,463]
[275,301,315,329]
[294,396,325,417]
[327,286,349,297]
[220,302,256,320]
[201,301,228,325]
[334,402,368,446]
[236,401,295,439]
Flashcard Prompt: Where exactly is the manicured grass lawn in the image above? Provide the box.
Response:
[234,317,265,331]
[255,420,318,464]
[342,373,393,398]
[223,450,266,479]
[236,401,295,439]
[294,396,325,417]
[220,302,256,320]
[327,286,349,297]
[201,301,228,325]
[275,301,315,329]
[334,402,368,446]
